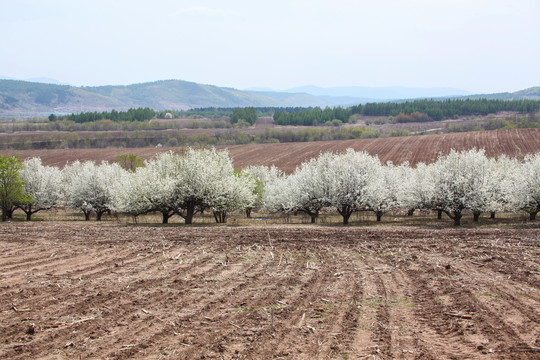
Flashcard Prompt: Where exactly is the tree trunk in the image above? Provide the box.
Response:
[246,208,252,218]
[184,202,196,225]
[6,207,14,219]
[213,211,227,223]
[376,210,383,222]
[96,210,106,221]
[337,205,353,225]
[23,204,33,221]
[83,210,91,221]
[452,211,462,226]
[303,209,318,224]
[407,208,415,216]
[437,209,443,220]
[1,209,6,222]
[530,211,538,221]
[473,211,481,222]
[162,211,170,224]
[443,210,462,226]
[490,212,496,219]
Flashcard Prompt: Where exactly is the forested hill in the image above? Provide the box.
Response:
[0,79,354,117]
[460,87,540,100]
[1,78,540,117]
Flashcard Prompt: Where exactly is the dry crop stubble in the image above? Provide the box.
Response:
[0,223,539,359]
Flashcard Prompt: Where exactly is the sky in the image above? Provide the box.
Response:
[1,0,539,93]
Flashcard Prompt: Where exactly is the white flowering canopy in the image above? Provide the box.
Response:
[63,160,127,220]
[19,157,63,220]
[113,148,256,223]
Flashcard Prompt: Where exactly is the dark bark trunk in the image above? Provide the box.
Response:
[23,204,33,221]
[213,211,227,223]
[83,210,91,221]
[443,210,462,226]
[473,211,481,222]
[407,208,415,216]
[302,209,318,224]
[184,202,196,224]
[246,208,252,218]
[1,210,6,222]
[22,206,42,221]
[162,211,170,224]
[490,212,496,219]
[530,211,538,221]
[6,207,14,219]
[452,211,462,226]
[337,205,353,225]
[376,210,383,222]
[437,209,443,220]
[96,210,106,221]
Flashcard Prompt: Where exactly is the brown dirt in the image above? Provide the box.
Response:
[2,128,538,173]
[1,222,539,359]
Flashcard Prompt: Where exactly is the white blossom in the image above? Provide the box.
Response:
[19,158,62,220]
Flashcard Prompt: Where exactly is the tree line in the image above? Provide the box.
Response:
[274,107,352,126]
[273,99,540,125]
[358,99,540,120]
[0,126,394,150]
[58,107,156,123]
[1,148,538,225]
[252,149,539,225]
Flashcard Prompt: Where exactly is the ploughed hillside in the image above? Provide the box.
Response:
[2,128,539,173]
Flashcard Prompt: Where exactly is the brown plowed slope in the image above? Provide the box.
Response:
[1,223,539,359]
[2,128,539,172]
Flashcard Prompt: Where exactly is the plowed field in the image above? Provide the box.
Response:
[3,128,540,172]
[1,223,539,359]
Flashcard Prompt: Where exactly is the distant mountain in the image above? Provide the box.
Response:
[283,85,472,100]
[0,76,68,85]
[0,78,538,118]
[25,77,69,85]
[0,79,345,117]
[462,87,540,100]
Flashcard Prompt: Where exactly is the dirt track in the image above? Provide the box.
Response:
[1,223,539,359]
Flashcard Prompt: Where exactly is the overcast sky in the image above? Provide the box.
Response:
[1,0,539,93]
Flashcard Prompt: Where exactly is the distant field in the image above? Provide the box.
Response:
[2,128,539,172]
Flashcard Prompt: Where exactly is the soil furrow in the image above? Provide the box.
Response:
[1,223,539,359]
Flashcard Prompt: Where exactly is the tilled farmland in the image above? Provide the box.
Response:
[0,223,539,359]
[3,128,540,173]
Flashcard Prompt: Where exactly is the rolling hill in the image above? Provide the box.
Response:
[0,79,358,117]
[463,87,540,100]
[2,78,540,118]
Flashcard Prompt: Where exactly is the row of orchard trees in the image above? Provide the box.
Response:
[0,149,259,223]
[246,148,540,225]
[1,148,539,225]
